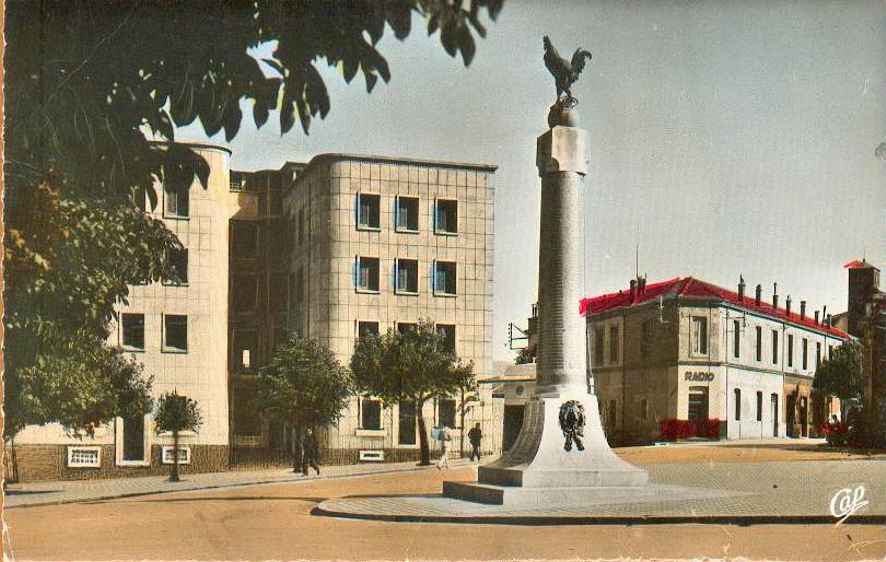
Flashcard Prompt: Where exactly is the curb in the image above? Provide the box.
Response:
[5,460,476,509]
[311,505,886,526]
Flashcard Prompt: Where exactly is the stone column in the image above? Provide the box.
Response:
[535,108,591,397]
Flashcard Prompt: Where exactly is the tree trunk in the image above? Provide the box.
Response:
[170,430,180,482]
[416,400,430,466]
[9,436,18,484]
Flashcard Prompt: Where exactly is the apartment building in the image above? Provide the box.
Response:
[581,276,849,443]
[279,154,498,462]
[10,146,498,481]
[12,143,237,481]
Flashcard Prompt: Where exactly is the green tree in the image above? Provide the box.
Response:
[257,336,353,473]
[814,342,864,420]
[351,319,476,465]
[154,391,203,482]
[4,1,502,449]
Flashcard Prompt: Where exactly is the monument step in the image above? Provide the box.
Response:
[478,465,649,488]
[443,480,661,507]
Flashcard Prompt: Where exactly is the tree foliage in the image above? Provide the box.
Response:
[257,336,353,430]
[257,336,353,470]
[813,342,864,412]
[350,319,475,465]
[154,391,203,482]
[4,0,502,442]
[7,332,154,441]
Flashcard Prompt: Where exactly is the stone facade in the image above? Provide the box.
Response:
[585,277,847,444]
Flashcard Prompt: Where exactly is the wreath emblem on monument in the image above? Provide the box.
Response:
[558,400,586,452]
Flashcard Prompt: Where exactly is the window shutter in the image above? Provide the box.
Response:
[431,260,437,293]
[355,193,360,226]
[432,199,437,232]
[393,197,399,229]
[393,258,398,291]
[353,256,358,289]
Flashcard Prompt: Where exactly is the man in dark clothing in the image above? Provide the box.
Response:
[302,428,321,476]
[468,423,483,462]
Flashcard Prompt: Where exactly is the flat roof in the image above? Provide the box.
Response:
[301,152,498,174]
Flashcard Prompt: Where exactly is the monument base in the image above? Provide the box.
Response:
[443,391,648,506]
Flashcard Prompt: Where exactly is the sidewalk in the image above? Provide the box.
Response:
[4,457,475,508]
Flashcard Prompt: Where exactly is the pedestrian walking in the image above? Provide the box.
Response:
[302,427,321,476]
[435,425,452,470]
[468,422,483,462]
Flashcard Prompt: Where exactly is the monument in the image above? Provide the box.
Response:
[443,37,649,506]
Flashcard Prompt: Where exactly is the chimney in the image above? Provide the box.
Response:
[638,275,647,294]
[786,295,792,316]
[738,275,746,301]
[822,305,828,322]
[630,279,637,301]
[800,300,807,318]
[826,313,833,327]
[814,310,820,325]
[772,282,779,310]
[755,284,762,306]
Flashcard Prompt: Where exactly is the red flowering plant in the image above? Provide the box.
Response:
[820,420,849,447]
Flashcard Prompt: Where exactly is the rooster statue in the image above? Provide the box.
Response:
[543,35,592,105]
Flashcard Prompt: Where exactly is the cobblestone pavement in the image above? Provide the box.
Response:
[5,458,474,508]
[317,459,886,520]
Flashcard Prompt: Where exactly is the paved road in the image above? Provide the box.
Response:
[8,462,886,561]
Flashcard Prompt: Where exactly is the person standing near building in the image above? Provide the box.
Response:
[435,425,451,470]
[468,422,483,462]
[302,427,321,476]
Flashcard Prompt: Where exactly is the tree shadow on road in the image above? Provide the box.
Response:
[86,495,329,505]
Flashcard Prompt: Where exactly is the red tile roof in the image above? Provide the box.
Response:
[844,259,879,270]
[579,276,849,339]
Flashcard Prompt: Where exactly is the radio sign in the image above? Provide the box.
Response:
[684,371,715,382]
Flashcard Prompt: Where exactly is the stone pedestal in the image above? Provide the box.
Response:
[443,103,648,507]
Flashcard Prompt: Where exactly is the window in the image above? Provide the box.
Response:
[802,338,808,370]
[233,329,257,369]
[691,317,708,355]
[755,326,762,361]
[688,387,709,421]
[233,383,261,436]
[594,328,604,365]
[233,275,258,312]
[397,322,417,335]
[269,272,288,312]
[296,267,305,303]
[433,261,457,295]
[437,324,456,353]
[164,184,189,218]
[609,326,619,363]
[434,199,458,234]
[121,313,145,351]
[230,171,247,192]
[164,248,188,285]
[361,398,382,430]
[396,196,419,232]
[756,391,763,422]
[787,334,794,367]
[297,208,306,245]
[772,330,779,364]
[640,398,648,421]
[395,259,419,294]
[122,415,146,461]
[232,221,259,258]
[67,446,101,468]
[734,388,741,421]
[161,446,191,465]
[439,399,456,429]
[358,321,380,340]
[131,186,147,212]
[608,400,617,429]
[641,319,655,358]
[163,314,188,352]
[733,320,741,358]
[356,193,380,230]
[398,401,417,445]
[355,257,380,292]
[816,342,822,369]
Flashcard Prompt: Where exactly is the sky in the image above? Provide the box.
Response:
[177,0,886,363]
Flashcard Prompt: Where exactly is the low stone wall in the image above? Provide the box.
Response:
[5,444,229,483]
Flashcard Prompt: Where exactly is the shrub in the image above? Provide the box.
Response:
[658,418,721,441]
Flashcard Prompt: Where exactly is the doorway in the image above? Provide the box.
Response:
[770,394,778,437]
[799,396,808,437]
[122,415,146,462]
[688,386,710,421]
[502,405,525,451]
[786,394,796,437]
